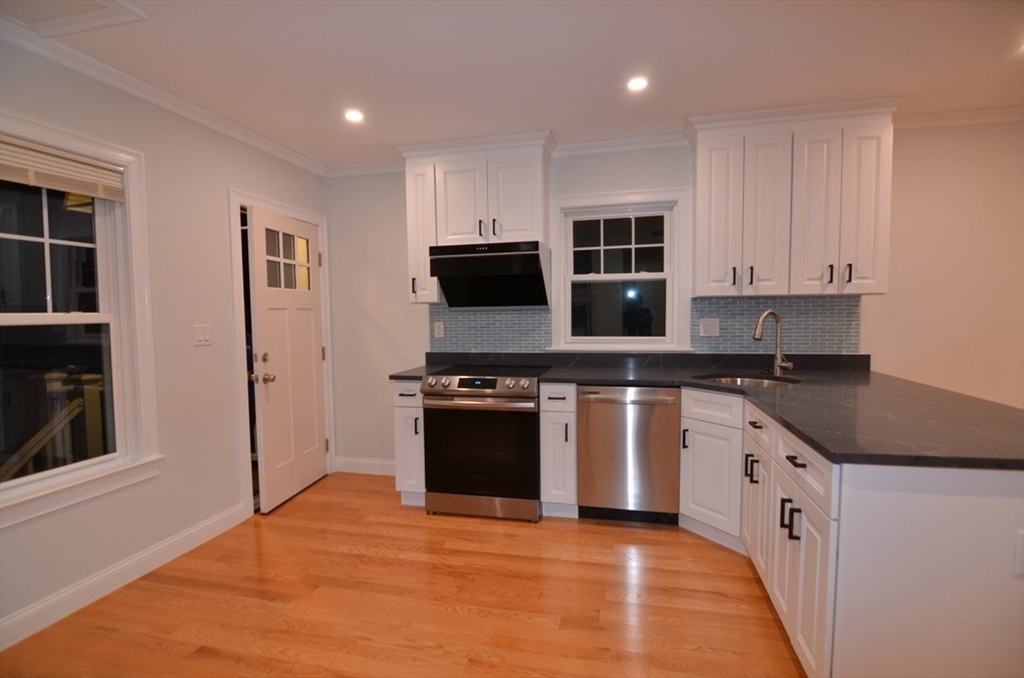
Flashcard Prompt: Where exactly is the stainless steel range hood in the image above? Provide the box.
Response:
[429,241,551,308]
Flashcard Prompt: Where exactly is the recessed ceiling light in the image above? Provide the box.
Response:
[627,76,648,92]
[344,109,364,123]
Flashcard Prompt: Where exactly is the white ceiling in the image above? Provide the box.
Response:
[2,0,1022,172]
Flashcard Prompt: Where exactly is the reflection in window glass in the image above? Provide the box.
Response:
[603,218,632,246]
[46,191,95,243]
[266,229,280,257]
[298,265,311,291]
[635,216,664,245]
[0,324,116,481]
[283,263,297,289]
[50,244,97,312]
[603,248,632,274]
[573,250,600,275]
[266,260,281,288]
[573,220,600,248]
[296,236,309,264]
[635,246,664,273]
[282,233,295,261]
[570,281,666,338]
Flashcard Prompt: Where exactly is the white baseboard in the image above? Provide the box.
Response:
[678,515,747,555]
[541,502,579,519]
[333,457,395,476]
[400,491,425,507]
[0,501,250,651]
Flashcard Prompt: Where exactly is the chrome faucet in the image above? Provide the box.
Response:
[753,309,794,377]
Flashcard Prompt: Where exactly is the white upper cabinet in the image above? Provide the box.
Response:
[693,129,792,297]
[687,99,898,298]
[400,132,552,302]
[790,120,892,295]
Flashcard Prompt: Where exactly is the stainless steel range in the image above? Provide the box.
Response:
[421,365,549,522]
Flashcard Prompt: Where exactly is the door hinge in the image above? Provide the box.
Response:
[322,346,326,360]
[318,252,322,267]
[325,438,329,452]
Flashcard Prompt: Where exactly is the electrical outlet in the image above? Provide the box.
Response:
[699,318,720,337]
[433,321,445,338]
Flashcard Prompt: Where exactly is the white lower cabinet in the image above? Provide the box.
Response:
[391,382,425,498]
[680,417,743,536]
[740,430,772,579]
[540,383,577,514]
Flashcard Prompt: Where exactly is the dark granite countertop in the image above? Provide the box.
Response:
[389,354,1024,471]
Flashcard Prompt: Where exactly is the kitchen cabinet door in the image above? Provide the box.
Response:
[839,121,892,294]
[393,405,425,494]
[742,131,792,296]
[790,126,843,295]
[741,435,773,581]
[790,492,837,678]
[768,464,801,635]
[540,410,576,505]
[680,417,743,537]
[693,133,744,296]
[435,157,488,246]
[487,153,546,243]
[405,161,439,302]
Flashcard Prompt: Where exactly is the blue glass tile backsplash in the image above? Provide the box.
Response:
[428,296,860,354]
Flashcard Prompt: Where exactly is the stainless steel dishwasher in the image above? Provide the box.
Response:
[576,386,681,518]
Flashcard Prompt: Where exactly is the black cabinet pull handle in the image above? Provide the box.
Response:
[750,458,760,484]
[478,219,484,237]
[732,267,737,285]
[682,429,689,449]
[749,266,754,285]
[414,417,419,435]
[780,497,793,529]
[787,507,802,540]
[748,420,763,430]
[743,452,753,479]
[398,392,416,398]
[827,264,834,284]
[547,395,567,401]
[785,454,808,469]
[411,277,416,294]
[846,262,853,283]
[492,218,497,236]
[564,422,569,443]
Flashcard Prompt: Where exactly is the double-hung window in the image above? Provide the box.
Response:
[0,118,159,527]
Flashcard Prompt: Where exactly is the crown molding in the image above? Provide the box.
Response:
[398,130,554,160]
[893,106,1024,130]
[684,97,906,141]
[324,160,405,177]
[551,133,689,158]
[0,18,325,176]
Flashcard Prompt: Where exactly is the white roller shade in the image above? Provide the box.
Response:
[0,133,125,202]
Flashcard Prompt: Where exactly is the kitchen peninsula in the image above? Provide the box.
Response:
[391,353,1024,678]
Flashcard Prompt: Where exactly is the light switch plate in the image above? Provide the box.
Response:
[699,318,720,337]
[193,324,212,347]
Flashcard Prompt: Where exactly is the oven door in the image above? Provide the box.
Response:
[423,396,540,500]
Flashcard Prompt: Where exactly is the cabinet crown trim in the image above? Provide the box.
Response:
[399,131,554,160]
[684,97,904,141]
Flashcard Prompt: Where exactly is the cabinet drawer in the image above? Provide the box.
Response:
[744,402,774,451]
[681,388,744,428]
[775,426,840,519]
[540,383,576,412]
[392,381,423,408]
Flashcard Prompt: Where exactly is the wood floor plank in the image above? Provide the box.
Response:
[0,473,802,677]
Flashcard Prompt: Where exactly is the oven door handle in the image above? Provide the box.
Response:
[422,396,539,413]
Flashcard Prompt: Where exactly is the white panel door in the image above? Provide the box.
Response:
[839,121,892,294]
[694,134,744,296]
[742,131,792,295]
[540,410,577,504]
[250,207,327,513]
[487,153,544,242]
[435,158,488,245]
[791,126,843,294]
[680,418,743,537]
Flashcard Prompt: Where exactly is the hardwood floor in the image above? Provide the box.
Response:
[0,473,802,677]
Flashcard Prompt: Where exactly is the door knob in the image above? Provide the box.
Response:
[248,373,259,384]
[262,373,277,383]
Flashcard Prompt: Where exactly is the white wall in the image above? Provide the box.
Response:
[0,39,325,643]
[550,144,691,197]
[862,122,1024,408]
[325,172,429,474]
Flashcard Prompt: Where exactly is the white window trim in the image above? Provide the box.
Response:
[0,112,162,530]
[549,188,693,351]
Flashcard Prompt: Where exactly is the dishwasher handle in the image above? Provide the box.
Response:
[578,389,679,406]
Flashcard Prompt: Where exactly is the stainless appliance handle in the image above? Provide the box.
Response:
[423,395,538,413]
[577,394,679,406]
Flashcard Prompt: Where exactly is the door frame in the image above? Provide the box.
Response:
[228,189,335,516]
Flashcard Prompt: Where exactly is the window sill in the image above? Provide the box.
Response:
[0,454,164,530]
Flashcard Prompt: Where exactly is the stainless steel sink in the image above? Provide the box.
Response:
[693,373,801,388]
